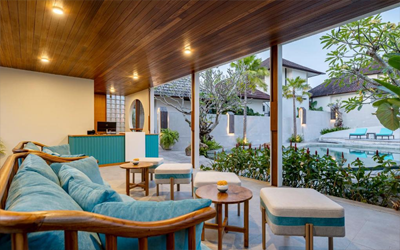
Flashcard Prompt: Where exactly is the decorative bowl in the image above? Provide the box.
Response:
[131,159,140,165]
[217,185,228,193]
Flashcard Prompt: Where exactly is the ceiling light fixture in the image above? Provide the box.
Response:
[133,73,139,80]
[110,87,115,93]
[184,47,192,55]
[40,57,50,63]
[52,6,64,15]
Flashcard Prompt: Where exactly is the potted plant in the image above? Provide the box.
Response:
[160,129,179,150]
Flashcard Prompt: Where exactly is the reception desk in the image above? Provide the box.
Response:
[68,134,159,165]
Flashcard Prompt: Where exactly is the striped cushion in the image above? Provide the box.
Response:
[260,188,345,237]
[154,164,192,184]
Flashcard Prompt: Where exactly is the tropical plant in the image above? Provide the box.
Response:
[321,14,400,123]
[236,137,251,146]
[230,55,269,142]
[283,77,311,137]
[200,136,222,156]
[160,129,179,150]
[0,139,5,156]
[155,69,243,142]
[328,99,344,128]
[288,134,303,143]
[202,145,400,209]
[309,100,323,111]
[235,106,263,116]
[320,127,350,135]
[372,54,400,130]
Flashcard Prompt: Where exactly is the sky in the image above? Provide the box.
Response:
[216,7,400,88]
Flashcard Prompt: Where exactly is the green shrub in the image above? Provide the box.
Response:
[201,145,400,209]
[236,137,251,146]
[200,136,222,156]
[320,127,350,135]
[288,134,303,143]
[160,129,179,150]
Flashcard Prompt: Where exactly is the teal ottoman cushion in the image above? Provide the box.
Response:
[19,154,60,185]
[2,169,101,250]
[51,157,104,185]
[43,144,70,155]
[92,199,212,250]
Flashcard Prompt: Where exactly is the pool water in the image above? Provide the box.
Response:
[305,146,400,168]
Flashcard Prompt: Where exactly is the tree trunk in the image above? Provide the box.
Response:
[292,89,297,138]
[243,84,248,142]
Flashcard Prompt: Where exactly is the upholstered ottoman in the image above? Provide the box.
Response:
[130,157,164,182]
[260,188,345,250]
[154,163,193,200]
[194,171,242,215]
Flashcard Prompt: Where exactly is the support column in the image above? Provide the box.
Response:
[191,72,200,169]
[270,45,283,187]
[149,87,155,133]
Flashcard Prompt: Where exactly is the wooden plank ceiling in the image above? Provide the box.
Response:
[0,0,398,95]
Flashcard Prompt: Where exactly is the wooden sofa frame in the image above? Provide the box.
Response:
[0,152,216,250]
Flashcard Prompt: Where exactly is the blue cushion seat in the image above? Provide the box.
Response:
[51,157,104,185]
[92,199,212,250]
[43,144,71,155]
[154,164,192,185]
[1,164,101,250]
[376,128,393,136]
[18,154,60,185]
[23,142,41,151]
[349,128,367,137]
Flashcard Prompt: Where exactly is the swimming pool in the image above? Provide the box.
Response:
[302,144,400,168]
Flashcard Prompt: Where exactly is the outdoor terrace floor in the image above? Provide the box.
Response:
[100,150,400,250]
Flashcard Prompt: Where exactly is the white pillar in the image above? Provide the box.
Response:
[149,87,155,133]
[270,45,283,186]
[191,72,200,169]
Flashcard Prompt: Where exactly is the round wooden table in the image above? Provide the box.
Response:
[195,184,253,250]
[120,162,153,196]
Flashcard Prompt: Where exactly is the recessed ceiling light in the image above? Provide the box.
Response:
[184,47,192,55]
[52,6,64,15]
[40,57,50,63]
[133,73,139,80]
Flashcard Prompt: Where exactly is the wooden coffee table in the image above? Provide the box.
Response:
[120,162,153,196]
[195,184,253,250]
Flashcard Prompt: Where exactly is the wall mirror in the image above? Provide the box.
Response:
[130,99,145,131]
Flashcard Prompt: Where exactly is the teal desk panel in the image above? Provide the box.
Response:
[69,135,125,165]
[145,134,159,157]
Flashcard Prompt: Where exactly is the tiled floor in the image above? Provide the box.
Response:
[100,151,400,250]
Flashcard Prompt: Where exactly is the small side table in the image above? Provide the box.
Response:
[120,162,153,196]
[366,132,376,139]
[195,184,253,250]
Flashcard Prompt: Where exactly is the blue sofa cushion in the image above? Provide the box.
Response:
[92,199,212,250]
[2,170,101,250]
[43,144,71,155]
[19,154,60,185]
[58,165,92,191]
[43,148,85,158]
[119,194,136,202]
[24,142,40,151]
[68,177,123,211]
[51,157,104,185]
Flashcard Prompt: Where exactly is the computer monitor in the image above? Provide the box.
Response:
[97,122,117,133]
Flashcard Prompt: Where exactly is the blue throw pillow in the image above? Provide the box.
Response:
[58,165,92,191]
[43,148,85,158]
[119,194,136,202]
[92,199,212,250]
[68,178,123,211]
[2,170,102,250]
[51,157,104,185]
[23,142,40,151]
[19,154,60,185]
[43,144,70,155]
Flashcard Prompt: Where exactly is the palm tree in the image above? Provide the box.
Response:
[283,76,311,138]
[230,55,269,141]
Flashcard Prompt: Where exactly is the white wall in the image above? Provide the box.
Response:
[313,92,381,128]
[0,67,94,165]
[125,89,150,133]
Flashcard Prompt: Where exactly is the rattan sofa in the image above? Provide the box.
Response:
[0,152,216,250]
